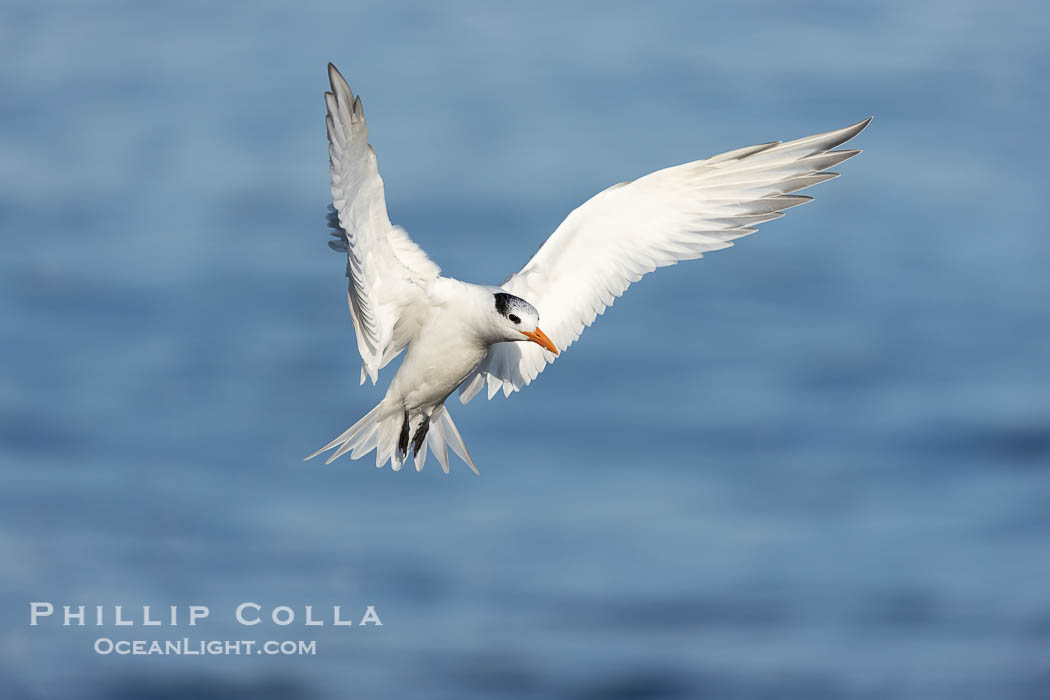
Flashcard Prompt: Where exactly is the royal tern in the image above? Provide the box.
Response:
[307,63,869,473]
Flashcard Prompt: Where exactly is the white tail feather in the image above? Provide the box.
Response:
[433,406,477,474]
[305,401,478,473]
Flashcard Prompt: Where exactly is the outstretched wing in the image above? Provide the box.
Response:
[325,63,441,384]
[459,118,870,403]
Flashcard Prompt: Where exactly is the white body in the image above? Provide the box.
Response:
[386,279,492,410]
[308,277,502,473]
[307,64,870,473]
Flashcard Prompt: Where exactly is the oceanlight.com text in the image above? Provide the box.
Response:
[94,638,317,656]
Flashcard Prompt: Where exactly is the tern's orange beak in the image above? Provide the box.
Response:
[520,327,559,355]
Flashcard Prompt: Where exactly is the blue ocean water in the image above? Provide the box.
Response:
[2,1,1049,698]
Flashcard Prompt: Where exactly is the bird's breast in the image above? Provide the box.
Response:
[388,306,489,411]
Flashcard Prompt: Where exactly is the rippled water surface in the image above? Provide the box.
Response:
[2,1,1049,698]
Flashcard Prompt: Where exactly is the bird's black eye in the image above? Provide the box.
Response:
[508,314,521,324]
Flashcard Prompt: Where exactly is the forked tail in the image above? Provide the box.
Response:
[305,402,478,474]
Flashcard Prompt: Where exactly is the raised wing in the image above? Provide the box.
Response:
[459,118,870,403]
[325,63,441,384]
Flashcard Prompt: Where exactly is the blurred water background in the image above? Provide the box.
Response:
[2,1,1049,698]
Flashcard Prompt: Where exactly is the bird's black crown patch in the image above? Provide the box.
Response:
[493,292,516,317]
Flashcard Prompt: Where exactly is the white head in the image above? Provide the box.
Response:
[488,292,559,354]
